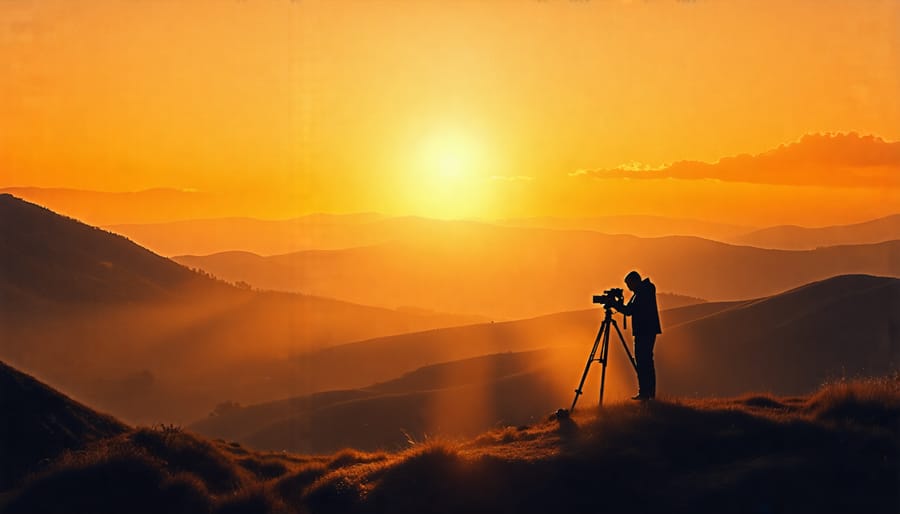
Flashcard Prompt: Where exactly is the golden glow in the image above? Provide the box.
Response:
[1,0,898,224]
[420,129,479,182]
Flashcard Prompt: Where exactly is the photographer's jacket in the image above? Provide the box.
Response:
[618,278,662,337]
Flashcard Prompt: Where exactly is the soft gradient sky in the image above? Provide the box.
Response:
[1,0,898,223]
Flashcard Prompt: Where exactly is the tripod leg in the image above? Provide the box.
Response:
[570,321,606,411]
[598,320,612,406]
[611,320,638,372]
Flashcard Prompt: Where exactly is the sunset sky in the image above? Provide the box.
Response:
[1,0,898,224]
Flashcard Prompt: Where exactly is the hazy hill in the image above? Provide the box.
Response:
[245,293,727,398]
[175,227,899,319]
[657,274,900,397]
[188,298,746,450]
[497,214,753,240]
[107,213,752,257]
[0,360,127,491]
[187,275,898,453]
[190,350,564,452]
[3,376,897,514]
[106,214,396,256]
[0,195,483,424]
[202,275,897,451]
[734,214,900,250]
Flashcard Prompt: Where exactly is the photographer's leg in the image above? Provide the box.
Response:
[646,334,657,399]
[634,335,650,399]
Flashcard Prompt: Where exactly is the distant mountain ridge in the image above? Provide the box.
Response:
[108,212,900,258]
[734,214,900,249]
[175,229,900,319]
[497,214,753,240]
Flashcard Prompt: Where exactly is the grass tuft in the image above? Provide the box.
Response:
[130,425,249,493]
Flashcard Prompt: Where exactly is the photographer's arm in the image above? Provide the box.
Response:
[613,298,633,315]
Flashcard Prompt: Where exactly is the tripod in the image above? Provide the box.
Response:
[569,306,638,411]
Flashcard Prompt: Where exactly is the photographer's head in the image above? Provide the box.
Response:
[624,270,642,292]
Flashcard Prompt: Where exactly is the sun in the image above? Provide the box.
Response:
[405,128,489,219]
[422,131,475,182]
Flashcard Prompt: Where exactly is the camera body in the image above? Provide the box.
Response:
[592,287,624,308]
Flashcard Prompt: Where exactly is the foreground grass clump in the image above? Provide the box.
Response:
[129,425,251,493]
[4,378,898,514]
[3,438,212,514]
[2,425,296,514]
[302,377,900,514]
[804,376,900,426]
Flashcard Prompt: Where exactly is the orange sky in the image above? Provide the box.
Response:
[1,0,898,224]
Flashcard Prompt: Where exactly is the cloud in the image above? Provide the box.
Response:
[572,133,900,188]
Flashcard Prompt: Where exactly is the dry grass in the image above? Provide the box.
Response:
[4,377,898,514]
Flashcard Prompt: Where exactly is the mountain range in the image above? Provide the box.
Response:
[174,229,900,319]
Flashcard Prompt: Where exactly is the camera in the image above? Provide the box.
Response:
[592,287,624,307]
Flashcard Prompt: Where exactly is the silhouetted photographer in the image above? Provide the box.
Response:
[609,271,662,400]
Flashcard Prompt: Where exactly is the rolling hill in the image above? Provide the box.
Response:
[2,358,896,514]
[215,275,898,400]
[188,275,898,453]
[0,195,483,424]
[734,214,900,249]
[174,227,900,319]
[0,193,216,309]
[107,213,752,257]
[188,296,746,447]
[189,350,565,452]
[656,273,900,396]
[497,214,753,240]
[106,213,394,256]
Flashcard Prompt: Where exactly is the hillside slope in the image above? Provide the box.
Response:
[658,274,900,396]
[0,193,214,309]
[3,377,897,514]
[0,361,127,490]
[190,350,565,452]
[108,213,750,258]
[266,275,896,399]
[0,195,483,424]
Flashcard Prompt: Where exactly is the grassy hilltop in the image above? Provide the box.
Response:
[3,377,898,514]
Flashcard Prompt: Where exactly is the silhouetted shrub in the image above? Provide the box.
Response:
[130,426,248,493]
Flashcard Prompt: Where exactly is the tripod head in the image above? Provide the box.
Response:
[601,304,615,319]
